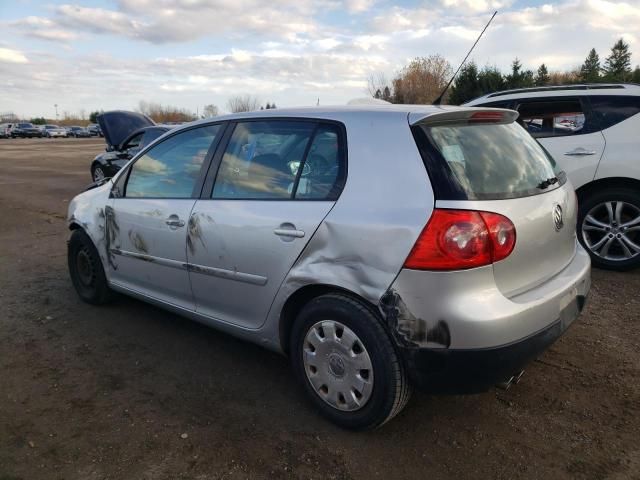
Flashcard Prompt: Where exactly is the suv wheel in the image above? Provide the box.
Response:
[290,293,411,430]
[578,188,640,270]
[68,230,112,304]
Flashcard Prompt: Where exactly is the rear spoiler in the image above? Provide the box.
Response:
[409,108,519,127]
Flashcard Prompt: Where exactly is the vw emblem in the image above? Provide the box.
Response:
[553,204,564,231]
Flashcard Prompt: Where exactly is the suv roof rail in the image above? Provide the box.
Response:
[485,83,640,99]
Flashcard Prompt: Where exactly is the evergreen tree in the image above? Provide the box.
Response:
[382,86,392,102]
[477,65,506,94]
[505,58,534,89]
[604,39,632,81]
[580,48,601,82]
[633,66,640,84]
[535,64,550,86]
[449,62,480,105]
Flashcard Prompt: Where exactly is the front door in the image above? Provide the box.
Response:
[107,124,223,308]
[516,97,606,189]
[187,120,347,328]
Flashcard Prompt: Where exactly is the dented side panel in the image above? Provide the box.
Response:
[106,198,197,308]
[262,111,435,351]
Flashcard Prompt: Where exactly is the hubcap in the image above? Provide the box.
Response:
[93,167,105,182]
[303,320,374,412]
[76,248,95,287]
[582,201,640,261]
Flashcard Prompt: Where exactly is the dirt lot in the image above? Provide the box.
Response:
[0,138,639,480]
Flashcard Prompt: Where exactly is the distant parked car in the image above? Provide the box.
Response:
[67,126,91,138]
[91,111,170,181]
[87,123,103,137]
[11,122,43,138]
[0,123,13,138]
[43,124,68,138]
[466,83,640,271]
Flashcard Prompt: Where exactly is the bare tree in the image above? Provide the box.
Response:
[203,104,219,118]
[392,55,452,104]
[137,100,196,123]
[226,95,261,113]
[367,72,391,99]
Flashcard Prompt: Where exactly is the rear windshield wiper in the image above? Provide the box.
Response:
[537,177,559,190]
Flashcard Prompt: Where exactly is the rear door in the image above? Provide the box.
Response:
[514,96,605,189]
[107,124,223,307]
[187,119,347,328]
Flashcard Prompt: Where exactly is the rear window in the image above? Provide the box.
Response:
[413,122,564,200]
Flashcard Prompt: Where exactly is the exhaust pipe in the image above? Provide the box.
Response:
[496,370,525,390]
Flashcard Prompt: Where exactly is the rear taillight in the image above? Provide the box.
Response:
[404,209,516,271]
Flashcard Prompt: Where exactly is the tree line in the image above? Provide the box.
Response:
[370,38,640,106]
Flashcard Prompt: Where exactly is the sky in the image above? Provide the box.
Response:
[1,0,639,118]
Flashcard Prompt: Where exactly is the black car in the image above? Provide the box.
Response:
[91,111,170,181]
[11,122,43,138]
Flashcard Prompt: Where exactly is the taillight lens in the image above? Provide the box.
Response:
[404,209,516,270]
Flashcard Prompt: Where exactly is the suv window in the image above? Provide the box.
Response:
[413,122,564,201]
[212,121,345,200]
[515,99,589,138]
[589,95,640,130]
[125,125,220,198]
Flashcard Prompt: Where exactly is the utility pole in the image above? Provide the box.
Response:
[54,104,58,121]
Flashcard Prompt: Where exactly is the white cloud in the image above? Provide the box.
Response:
[0,47,28,64]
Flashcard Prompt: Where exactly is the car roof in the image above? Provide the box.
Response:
[169,105,508,133]
[466,83,640,105]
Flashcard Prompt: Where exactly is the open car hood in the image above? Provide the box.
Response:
[98,111,155,150]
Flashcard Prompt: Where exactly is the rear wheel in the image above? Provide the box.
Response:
[290,293,411,430]
[68,230,112,304]
[578,188,640,271]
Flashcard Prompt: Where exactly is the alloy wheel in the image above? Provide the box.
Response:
[303,320,374,412]
[582,201,640,261]
[93,167,105,182]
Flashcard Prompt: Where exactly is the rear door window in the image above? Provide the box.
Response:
[212,121,346,200]
[515,98,591,138]
[589,95,640,130]
[413,122,564,200]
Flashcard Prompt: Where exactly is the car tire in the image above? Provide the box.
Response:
[91,165,106,182]
[290,293,411,430]
[68,229,112,305]
[578,187,640,271]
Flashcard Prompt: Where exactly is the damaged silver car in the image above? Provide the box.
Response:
[67,106,591,429]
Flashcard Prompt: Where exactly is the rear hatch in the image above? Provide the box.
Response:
[411,108,577,297]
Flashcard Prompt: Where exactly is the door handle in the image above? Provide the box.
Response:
[564,148,596,156]
[165,215,185,228]
[274,228,305,238]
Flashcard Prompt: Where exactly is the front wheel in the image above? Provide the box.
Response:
[578,187,640,271]
[68,229,112,304]
[92,164,106,182]
[290,293,411,430]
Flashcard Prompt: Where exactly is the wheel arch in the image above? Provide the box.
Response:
[278,283,381,356]
[576,177,640,203]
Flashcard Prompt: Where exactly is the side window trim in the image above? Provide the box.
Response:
[201,118,348,201]
[120,122,226,200]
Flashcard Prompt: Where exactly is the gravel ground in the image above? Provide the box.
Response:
[1,138,639,480]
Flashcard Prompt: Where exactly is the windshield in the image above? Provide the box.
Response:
[413,122,565,200]
[18,123,33,128]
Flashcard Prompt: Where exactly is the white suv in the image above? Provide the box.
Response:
[466,84,640,271]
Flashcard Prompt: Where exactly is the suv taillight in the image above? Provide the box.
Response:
[404,209,516,270]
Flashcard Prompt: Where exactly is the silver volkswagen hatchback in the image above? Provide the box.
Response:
[67,106,590,429]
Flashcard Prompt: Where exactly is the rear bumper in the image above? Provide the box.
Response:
[380,244,591,393]
[398,294,586,393]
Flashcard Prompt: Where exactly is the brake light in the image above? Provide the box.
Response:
[404,209,516,270]
[469,111,505,123]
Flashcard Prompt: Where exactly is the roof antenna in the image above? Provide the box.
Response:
[433,10,497,106]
